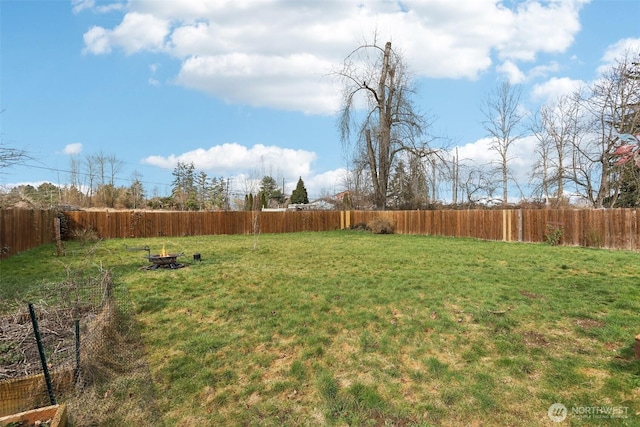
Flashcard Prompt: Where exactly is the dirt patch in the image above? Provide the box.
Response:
[519,290,542,299]
[574,318,604,329]
[522,331,549,347]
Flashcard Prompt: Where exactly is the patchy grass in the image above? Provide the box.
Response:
[1,231,639,425]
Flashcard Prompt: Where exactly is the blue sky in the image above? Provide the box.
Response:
[2,0,639,201]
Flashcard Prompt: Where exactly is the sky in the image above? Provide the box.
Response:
[1,0,640,202]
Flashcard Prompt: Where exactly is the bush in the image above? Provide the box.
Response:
[72,227,100,244]
[367,218,395,234]
[349,222,369,231]
[544,223,563,246]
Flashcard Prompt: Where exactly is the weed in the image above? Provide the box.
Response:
[585,228,604,248]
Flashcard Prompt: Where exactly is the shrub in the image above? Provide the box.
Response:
[349,222,369,231]
[367,218,395,234]
[72,227,100,244]
[585,228,603,248]
[544,223,563,246]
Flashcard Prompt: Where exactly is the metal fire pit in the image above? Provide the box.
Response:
[145,253,185,270]
[125,245,186,270]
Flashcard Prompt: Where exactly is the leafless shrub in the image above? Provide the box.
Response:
[367,218,395,234]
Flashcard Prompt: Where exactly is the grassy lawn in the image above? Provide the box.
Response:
[1,231,639,425]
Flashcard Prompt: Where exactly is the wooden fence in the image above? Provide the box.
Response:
[1,208,638,259]
[0,210,59,259]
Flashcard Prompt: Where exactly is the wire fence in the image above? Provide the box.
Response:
[0,268,117,417]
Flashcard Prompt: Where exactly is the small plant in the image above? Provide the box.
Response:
[544,223,563,246]
[585,228,603,248]
[367,217,395,234]
[72,227,100,244]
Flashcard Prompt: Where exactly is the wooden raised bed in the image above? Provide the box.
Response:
[0,403,67,427]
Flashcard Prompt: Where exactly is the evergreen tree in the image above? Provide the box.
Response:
[209,177,227,210]
[291,177,309,204]
[196,171,210,210]
[259,175,283,205]
[610,162,640,207]
[260,191,267,209]
[171,161,196,210]
[245,193,254,211]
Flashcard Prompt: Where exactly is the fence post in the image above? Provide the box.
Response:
[28,303,56,406]
[75,319,81,385]
[517,209,523,242]
[54,217,64,257]
[502,210,509,242]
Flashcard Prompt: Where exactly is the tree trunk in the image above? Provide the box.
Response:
[375,41,393,210]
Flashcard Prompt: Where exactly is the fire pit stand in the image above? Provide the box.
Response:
[144,253,185,270]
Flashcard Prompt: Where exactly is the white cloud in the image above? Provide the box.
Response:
[497,60,526,84]
[497,0,588,61]
[148,63,160,86]
[303,169,349,198]
[64,143,83,155]
[597,38,640,75]
[531,77,584,104]
[174,54,340,114]
[82,26,111,55]
[498,60,560,84]
[456,137,495,165]
[142,142,317,181]
[80,0,590,114]
[72,0,124,14]
[141,142,347,198]
[94,3,124,14]
[83,13,170,56]
[72,0,95,14]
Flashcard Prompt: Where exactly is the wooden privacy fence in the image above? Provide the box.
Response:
[64,210,343,238]
[1,209,639,258]
[349,209,639,250]
[0,210,59,259]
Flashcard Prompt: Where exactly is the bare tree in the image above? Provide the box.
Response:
[481,81,524,206]
[530,94,582,206]
[83,154,98,206]
[0,144,31,173]
[573,51,640,207]
[336,39,433,209]
[460,162,501,205]
[0,109,31,173]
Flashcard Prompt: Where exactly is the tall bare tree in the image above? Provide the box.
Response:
[530,94,582,206]
[337,39,433,209]
[573,50,640,207]
[83,153,98,206]
[481,81,524,206]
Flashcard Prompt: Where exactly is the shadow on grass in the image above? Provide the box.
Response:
[66,305,164,426]
[609,342,640,376]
